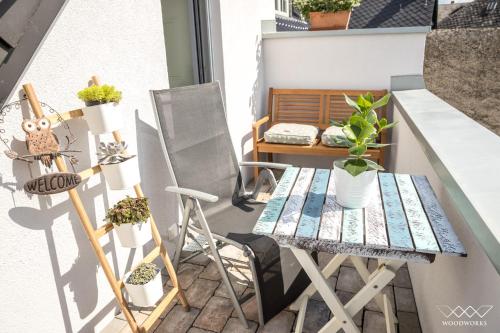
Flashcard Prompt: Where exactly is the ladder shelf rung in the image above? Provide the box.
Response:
[47,108,84,123]
[78,165,102,180]
[95,223,113,239]
[140,287,179,332]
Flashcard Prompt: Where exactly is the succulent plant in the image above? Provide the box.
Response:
[105,196,151,226]
[97,141,134,165]
[77,84,122,105]
[126,263,159,285]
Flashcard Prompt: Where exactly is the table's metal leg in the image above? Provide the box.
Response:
[291,248,359,333]
[350,256,398,324]
[290,254,348,311]
[320,259,405,332]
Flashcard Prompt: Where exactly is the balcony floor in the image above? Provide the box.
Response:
[102,245,421,333]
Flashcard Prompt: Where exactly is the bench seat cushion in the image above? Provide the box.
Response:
[321,126,348,147]
[264,123,318,145]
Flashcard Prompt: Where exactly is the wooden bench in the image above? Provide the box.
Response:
[252,88,389,179]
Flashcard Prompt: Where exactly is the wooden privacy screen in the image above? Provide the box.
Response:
[22,76,189,333]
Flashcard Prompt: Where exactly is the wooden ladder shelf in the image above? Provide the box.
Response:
[22,76,189,333]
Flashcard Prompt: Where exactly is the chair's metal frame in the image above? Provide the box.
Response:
[150,89,291,328]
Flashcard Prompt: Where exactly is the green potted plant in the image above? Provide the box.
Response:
[331,92,394,208]
[97,141,140,190]
[77,84,122,135]
[294,0,361,30]
[106,196,151,248]
[124,263,162,307]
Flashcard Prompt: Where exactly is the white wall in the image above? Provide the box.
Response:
[391,94,500,332]
[263,30,427,90]
[214,0,275,181]
[0,1,175,332]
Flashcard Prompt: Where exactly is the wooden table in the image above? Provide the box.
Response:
[253,167,466,333]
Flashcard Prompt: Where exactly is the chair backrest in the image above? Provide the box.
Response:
[269,88,388,130]
[151,82,243,208]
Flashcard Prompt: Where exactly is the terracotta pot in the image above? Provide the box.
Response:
[309,11,351,30]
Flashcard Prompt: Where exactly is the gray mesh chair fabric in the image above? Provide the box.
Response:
[151,82,313,325]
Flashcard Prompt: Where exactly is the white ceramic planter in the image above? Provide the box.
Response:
[124,269,163,307]
[100,157,140,190]
[113,220,151,248]
[82,102,122,135]
[333,162,377,209]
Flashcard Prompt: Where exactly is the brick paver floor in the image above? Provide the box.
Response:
[102,248,421,333]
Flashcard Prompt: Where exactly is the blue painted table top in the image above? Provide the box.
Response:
[253,167,466,262]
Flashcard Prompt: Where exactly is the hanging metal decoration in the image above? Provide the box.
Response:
[1,99,80,168]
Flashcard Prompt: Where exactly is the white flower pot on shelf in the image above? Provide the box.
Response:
[100,157,140,190]
[113,220,151,248]
[82,102,122,135]
[124,269,163,307]
[333,162,377,209]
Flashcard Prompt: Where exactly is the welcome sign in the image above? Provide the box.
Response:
[24,173,82,195]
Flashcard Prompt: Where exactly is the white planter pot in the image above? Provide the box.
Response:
[100,157,140,190]
[113,220,151,248]
[82,102,122,135]
[333,163,377,209]
[124,269,163,307]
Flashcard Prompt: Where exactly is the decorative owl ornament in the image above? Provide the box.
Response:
[21,117,60,167]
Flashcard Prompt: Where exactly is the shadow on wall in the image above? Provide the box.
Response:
[241,35,264,183]
[135,110,179,253]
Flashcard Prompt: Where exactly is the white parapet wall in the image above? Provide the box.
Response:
[0,1,173,332]
[391,89,500,332]
[263,27,429,91]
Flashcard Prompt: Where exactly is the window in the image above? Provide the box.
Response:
[275,0,290,17]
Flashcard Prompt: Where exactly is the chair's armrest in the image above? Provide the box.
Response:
[252,115,270,130]
[239,161,292,169]
[165,186,219,203]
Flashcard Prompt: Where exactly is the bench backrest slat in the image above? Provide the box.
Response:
[269,88,388,130]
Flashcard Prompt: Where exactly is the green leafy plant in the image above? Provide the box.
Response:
[294,0,361,19]
[105,196,151,226]
[126,263,159,285]
[331,93,395,177]
[77,85,122,105]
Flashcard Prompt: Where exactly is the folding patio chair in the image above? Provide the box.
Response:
[150,82,313,328]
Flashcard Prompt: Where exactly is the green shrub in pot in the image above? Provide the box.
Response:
[77,85,122,106]
[126,263,160,285]
[294,0,361,30]
[331,92,395,208]
[105,196,150,226]
[124,263,163,307]
[106,197,152,248]
[77,84,123,134]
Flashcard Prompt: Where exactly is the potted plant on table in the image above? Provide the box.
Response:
[77,84,122,135]
[98,141,140,190]
[106,196,151,248]
[295,0,361,30]
[124,263,163,307]
[331,92,394,208]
